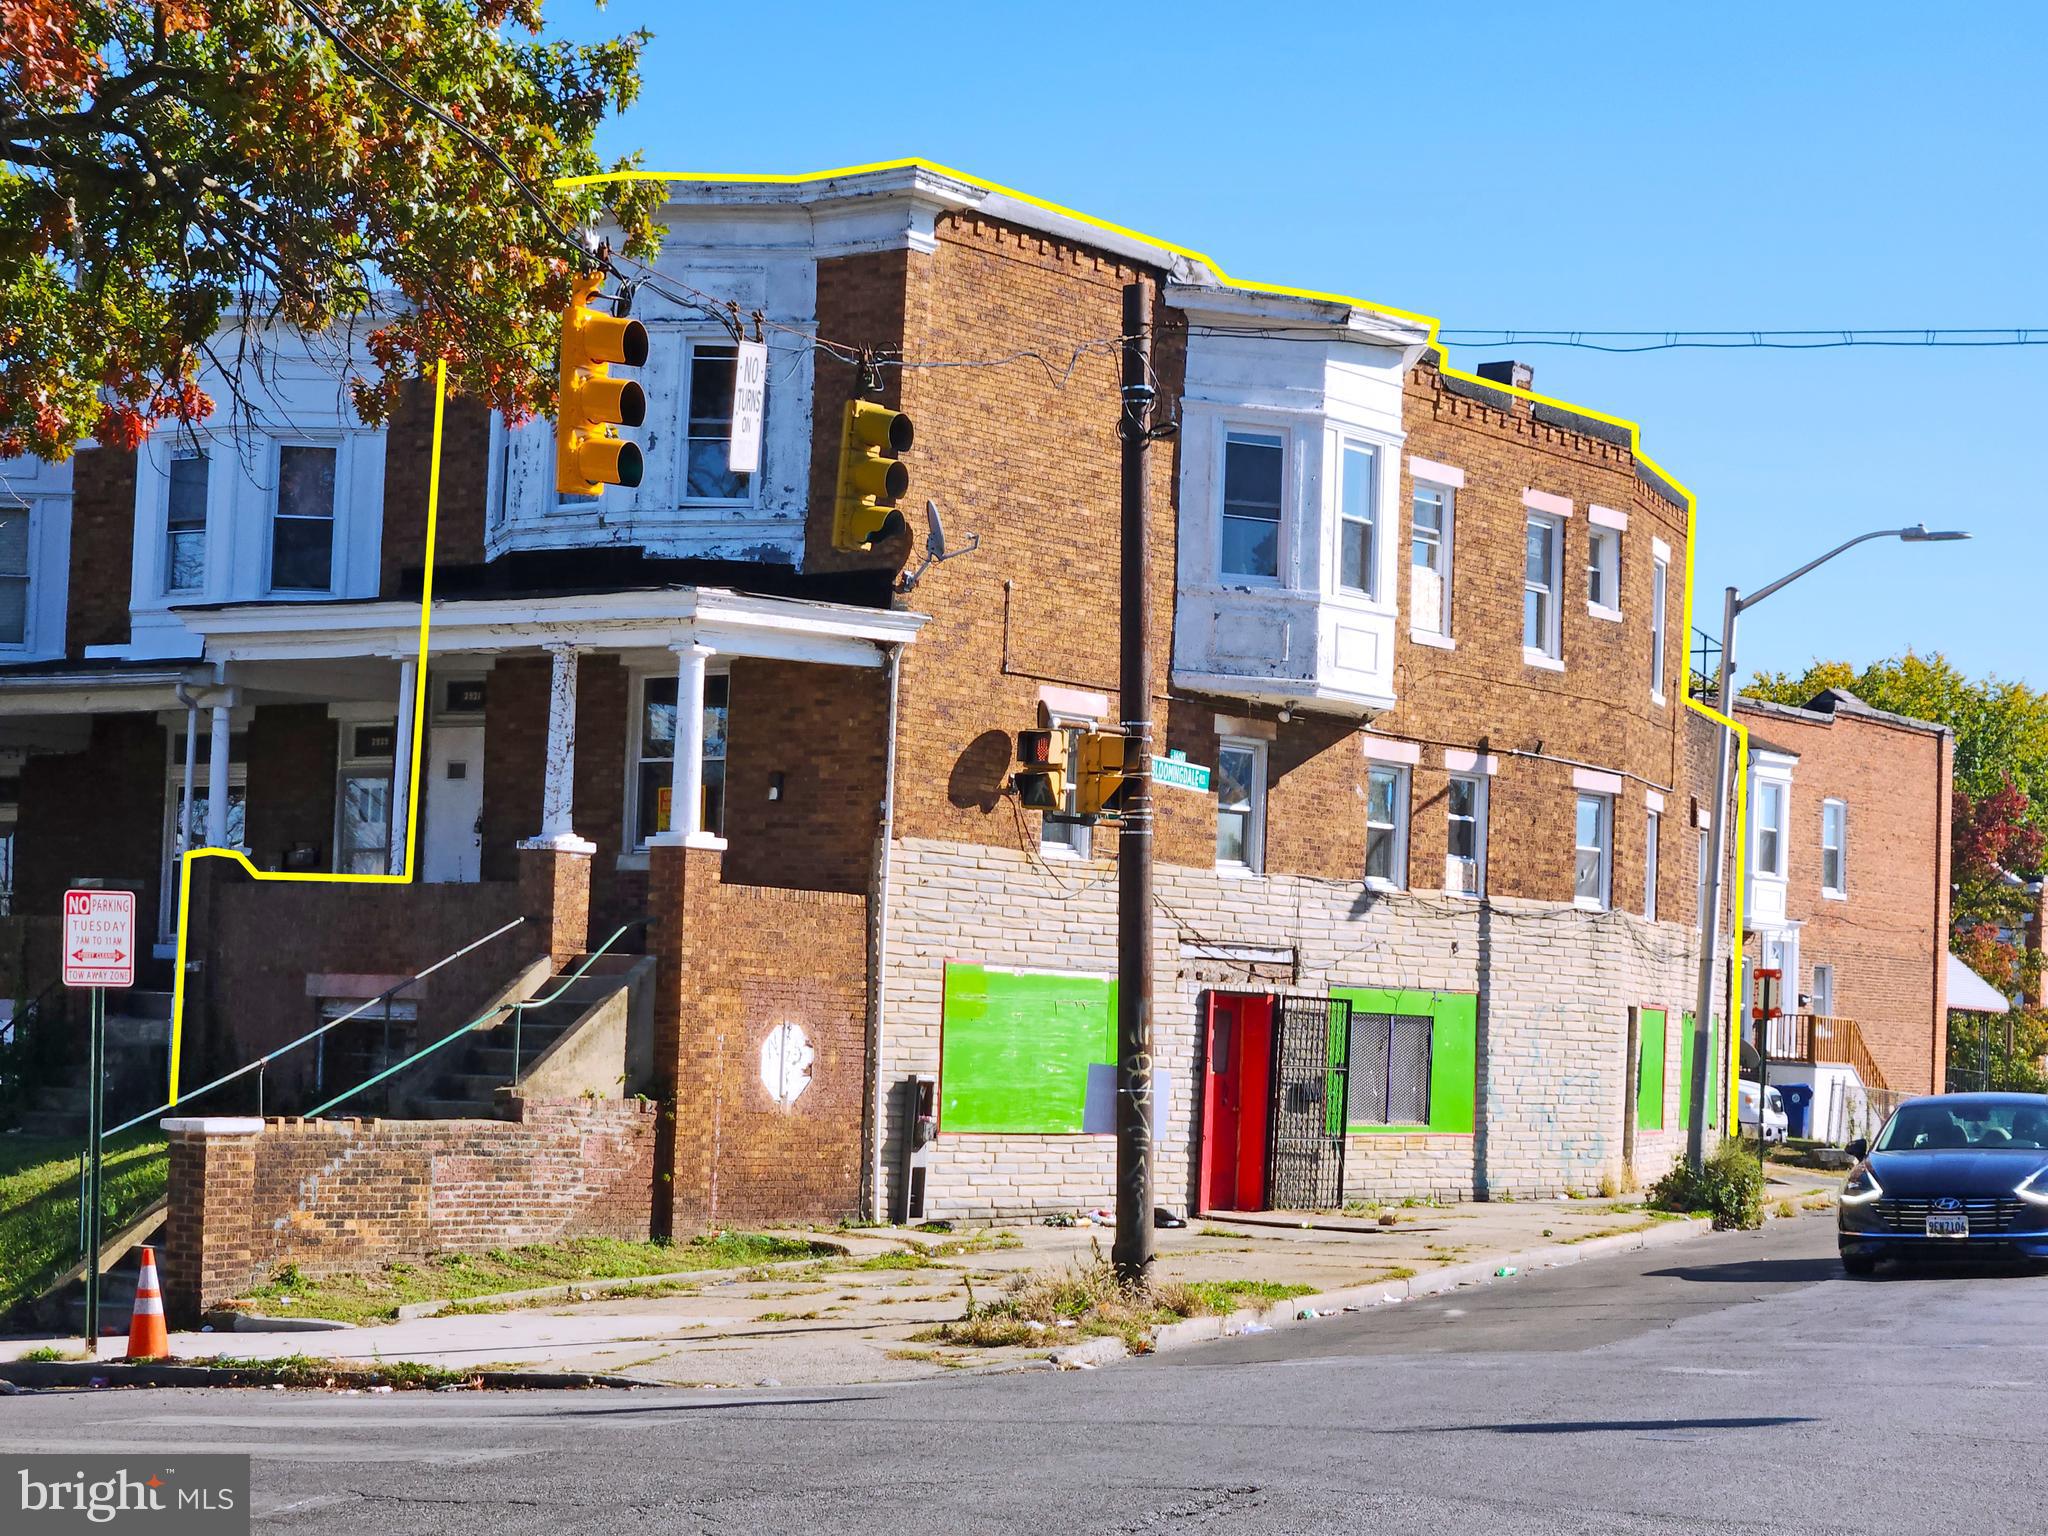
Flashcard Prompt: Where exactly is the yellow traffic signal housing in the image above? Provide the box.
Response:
[1014,728,1068,810]
[1075,730,1130,819]
[833,399,914,550]
[556,273,650,495]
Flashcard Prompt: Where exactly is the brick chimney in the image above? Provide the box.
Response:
[1476,359,1534,391]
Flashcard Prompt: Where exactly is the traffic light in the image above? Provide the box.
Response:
[833,398,914,551]
[1074,731,1130,819]
[1014,728,1068,810]
[556,273,649,496]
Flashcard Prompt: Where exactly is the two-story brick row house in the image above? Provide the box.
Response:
[0,163,1735,1225]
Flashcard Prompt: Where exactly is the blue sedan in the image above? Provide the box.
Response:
[1839,1092,2048,1273]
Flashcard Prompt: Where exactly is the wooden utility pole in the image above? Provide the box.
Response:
[1112,280,1156,1285]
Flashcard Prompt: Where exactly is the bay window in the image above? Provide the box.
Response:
[1220,430,1283,580]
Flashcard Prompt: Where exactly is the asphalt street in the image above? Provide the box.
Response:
[5,1218,2044,1534]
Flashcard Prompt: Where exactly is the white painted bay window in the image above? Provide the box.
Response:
[165,451,209,594]
[1755,780,1786,878]
[1821,798,1847,898]
[1214,738,1266,872]
[683,342,752,503]
[1365,763,1409,890]
[0,500,27,646]
[1445,772,1485,895]
[269,443,338,592]
[1220,430,1283,581]
[1523,512,1562,662]
[1574,791,1613,910]
[1410,482,1453,640]
[1337,441,1377,597]
[632,671,729,846]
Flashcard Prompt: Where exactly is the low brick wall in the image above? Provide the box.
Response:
[159,1096,658,1322]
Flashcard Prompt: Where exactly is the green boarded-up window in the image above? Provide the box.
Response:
[1331,989,1476,1134]
[1637,1007,1668,1130]
[939,963,1116,1134]
[1677,1011,1720,1131]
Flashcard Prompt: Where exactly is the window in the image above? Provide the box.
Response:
[1644,809,1661,921]
[336,722,395,875]
[162,731,247,937]
[1214,739,1266,871]
[1821,799,1847,897]
[1337,442,1376,596]
[684,343,751,502]
[1039,715,1093,858]
[0,500,26,645]
[1811,962,1836,1018]
[270,444,337,591]
[1365,764,1408,889]
[1756,780,1785,877]
[1348,1011,1432,1126]
[1410,483,1453,637]
[166,452,208,593]
[1523,513,1561,659]
[632,672,730,846]
[1445,773,1485,895]
[1650,554,1669,700]
[1698,829,1712,928]
[1574,792,1613,909]
[1220,430,1283,580]
[1586,525,1620,613]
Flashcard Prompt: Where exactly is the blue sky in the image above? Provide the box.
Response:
[552,0,2044,685]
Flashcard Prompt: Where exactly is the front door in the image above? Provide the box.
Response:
[1200,992,1274,1212]
[422,725,484,883]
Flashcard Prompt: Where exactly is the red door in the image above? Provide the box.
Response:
[1200,992,1275,1212]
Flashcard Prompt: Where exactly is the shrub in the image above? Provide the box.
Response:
[1651,1140,1765,1230]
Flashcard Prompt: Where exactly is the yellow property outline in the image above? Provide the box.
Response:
[163,158,1749,1132]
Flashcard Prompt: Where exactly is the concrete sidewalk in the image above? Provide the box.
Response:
[2,1167,1840,1388]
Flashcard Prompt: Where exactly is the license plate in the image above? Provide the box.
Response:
[1926,1213,1969,1238]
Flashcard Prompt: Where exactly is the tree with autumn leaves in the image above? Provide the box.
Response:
[1,0,664,460]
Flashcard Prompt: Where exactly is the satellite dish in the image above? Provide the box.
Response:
[898,499,980,592]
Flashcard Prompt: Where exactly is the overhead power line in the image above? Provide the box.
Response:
[1434,328,2047,352]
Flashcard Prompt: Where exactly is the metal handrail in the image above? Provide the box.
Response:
[99,914,530,1139]
[304,924,632,1118]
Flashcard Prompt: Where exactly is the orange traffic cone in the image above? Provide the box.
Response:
[125,1246,169,1361]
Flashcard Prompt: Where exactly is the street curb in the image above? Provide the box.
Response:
[1143,1215,1719,1358]
[0,1360,642,1392]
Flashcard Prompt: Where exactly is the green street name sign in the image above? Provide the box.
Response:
[1150,754,1211,793]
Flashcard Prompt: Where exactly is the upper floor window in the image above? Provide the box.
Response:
[631,670,730,847]
[1411,483,1453,638]
[270,444,338,591]
[1365,763,1409,890]
[1574,792,1613,909]
[166,451,209,594]
[1523,513,1562,660]
[1214,738,1266,872]
[0,500,27,646]
[1755,780,1786,878]
[1821,798,1847,898]
[1037,713,1095,859]
[1586,525,1621,615]
[1446,772,1485,896]
[1650,550,1670,701]
[1220,430,1283,581]
[1337,442,1377,597]
[1645,808,1661,921]
[684,342,752,502]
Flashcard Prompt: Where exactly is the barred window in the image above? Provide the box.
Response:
[1348,1011,1432,1126]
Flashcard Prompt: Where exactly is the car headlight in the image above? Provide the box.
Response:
[1841,1165,1884,1205]
[2017,1169,2048,1207]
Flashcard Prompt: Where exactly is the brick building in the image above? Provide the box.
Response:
[4,162,1806,1228]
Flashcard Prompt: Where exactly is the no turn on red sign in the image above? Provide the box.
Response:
[63,888,137,989]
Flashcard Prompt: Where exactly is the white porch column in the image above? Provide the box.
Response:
[652,640,719,846]
[204,702,233,848]
[524,643,591,850]
[388,655,418,874]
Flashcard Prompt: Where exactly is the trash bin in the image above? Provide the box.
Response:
[1778,1083,1814,1139]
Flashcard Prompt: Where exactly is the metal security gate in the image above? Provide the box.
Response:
[1266,995,1351,1209]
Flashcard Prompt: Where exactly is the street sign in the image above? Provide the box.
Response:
[728,339,767,475]
[1150,754,1211,793]
[63,888,136,990]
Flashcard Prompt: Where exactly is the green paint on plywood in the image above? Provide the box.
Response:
[939,963,1116,1134]
[1329,988,1477,1135]
[1678,1011,1720,1131]
[1637,1007,1668,1130]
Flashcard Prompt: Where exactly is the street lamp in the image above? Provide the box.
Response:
[1684,523,1971,1172]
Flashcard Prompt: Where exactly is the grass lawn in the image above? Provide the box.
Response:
[0,1129,168,1318]
[230,1232,841,1325]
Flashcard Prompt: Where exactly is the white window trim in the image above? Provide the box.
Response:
[334,718,398,876]
[1649,552,1670,706]
[677,334,758,509]
[1523,511,1564,665]
[1586,523,1623,621]
[263,436,347,596]
[1365,762,1410,892]
[1644,807,1661,922]
[623,661,733,856]
[1574,791,1615,912]
[1409,479,1455,646]
[1218,426,1288,588]
[0,496,32,652]
[1445,771,1488,898]
[1821,797,1848,901]
[162,448,211,599]
[1753,777,1789,881]
[1334,436,1382,601]
[1034,710,1097,860]
[1214,736,1268,875]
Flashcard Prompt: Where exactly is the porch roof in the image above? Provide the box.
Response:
[179,585,929,668]
[0,659,206,717]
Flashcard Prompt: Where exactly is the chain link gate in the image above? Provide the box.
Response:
[1266,995,1351,1209]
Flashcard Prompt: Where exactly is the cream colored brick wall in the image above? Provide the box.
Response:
[881,838,1705,1219]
